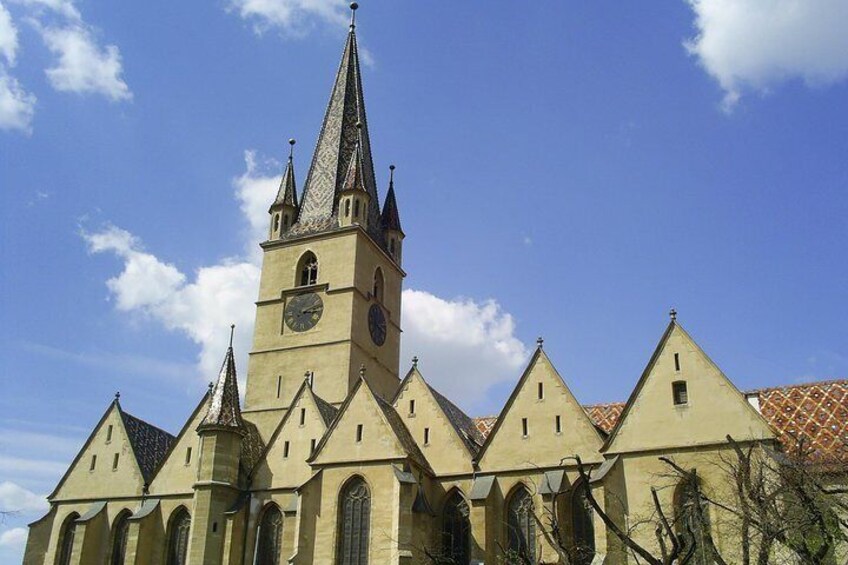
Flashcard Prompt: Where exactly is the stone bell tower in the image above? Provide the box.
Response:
[244,3,405,414]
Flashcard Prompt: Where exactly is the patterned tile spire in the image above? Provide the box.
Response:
[199,325,245,432]
[291,14,380,237]
[270,139,298,211]
[381,164,402,234]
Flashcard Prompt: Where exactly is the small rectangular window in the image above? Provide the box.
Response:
[674,353,681,372]
[409,399,415,415]
[185,447,192,465]
[300,408,306,426]
[354,199,360,218]
[356,424,363,443]
[283,441,290,458]
[90,455,97,471]
[538,382,544,400]
[555,415,562,434]
[310,439,316,453]
[673,381,688,405]
[424,428,430,445]
[112,453,119,470]
[212,522,217,533]
[522,418,529,437]
[276,376,282,399]
[106,424,113,442]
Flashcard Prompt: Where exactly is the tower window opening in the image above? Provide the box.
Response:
[373,268,384,302]
[389,238,395,254]
[106,424,113,442]
[356,424,363,443]
[276,376,282,399]
[283,214,289,229]
[353,199,360,218]
[555,415,562,434]
[185,447,192,465]
[409,399,415,415]
[300,408,306,426]
[212,522,217,533]
[90,455,97,471]
[674,353,681,372]
[673,381,689,405]
[345,199,351,217]
[424,427,430,445]
[298,252,318,286]
[522,418,529,437]
[283,441,290,458]
[273,214,280,232]
[112,453,119,470]
[538,382,544,400]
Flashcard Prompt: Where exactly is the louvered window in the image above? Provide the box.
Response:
[336,477,370,564]
[111,512,131,565]
[441,491,470,564]
[256,505,284,565]
[507,487,536,563]
[166,509,191,565]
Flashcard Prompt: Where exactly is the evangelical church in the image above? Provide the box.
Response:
[23,5,848,565]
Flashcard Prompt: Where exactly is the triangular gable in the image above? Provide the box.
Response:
[310,378,430,472]
[603,321,775,454]
[49,400,152,501]
[391,368,477,475]
[250,380,336,490]
[148,391,211,495]
[476,347,604,471]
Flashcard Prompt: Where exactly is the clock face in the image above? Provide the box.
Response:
[368,304,387,346]
[284,293,324,332]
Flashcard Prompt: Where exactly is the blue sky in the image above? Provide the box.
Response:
[1,0,847,560]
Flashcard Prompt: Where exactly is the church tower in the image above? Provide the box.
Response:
[244,4,404,413]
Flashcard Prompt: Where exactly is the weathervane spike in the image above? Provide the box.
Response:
[389,164,395,186]
[288,138,296,161]
[349,2,358,29]
[229,324,235,348]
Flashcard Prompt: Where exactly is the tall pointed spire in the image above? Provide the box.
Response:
[199,326,245,431]
[292,5,380,237]
[381,164,403,234]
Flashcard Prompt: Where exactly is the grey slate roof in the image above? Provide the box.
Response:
[312,391,339,427]
[427,384,485,453]
[199,346,245,431]
[120,409,175,483]
[271,156,298,210]
[291,27,381,239]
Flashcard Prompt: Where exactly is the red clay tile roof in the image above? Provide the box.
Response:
[472,380,848,461]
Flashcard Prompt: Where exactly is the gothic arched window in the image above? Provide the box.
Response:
[298,252,318,287]
[570,481,595,565]
[57,512,79,565]
[110,511,132,565]
[441,490,470,564]
[372,268,384,303]
[506,486,536,563]
[256,504,284,565]
[674,475,712,565]
[273,214,281,233]
[166,508,191,565]
[336,476,370,565]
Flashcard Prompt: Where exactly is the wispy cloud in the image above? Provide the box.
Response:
[0,482,48,514]
[685,0,848,111]
[0,1,36,133]
[227,0,348,37]
[0,528,28,551]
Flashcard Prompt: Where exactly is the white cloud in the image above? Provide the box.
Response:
[39,24,131,101]
[685,0,848,110]
[86,152,530,410]
[0,456,67,478]
[228,0,348,36]
[0,71,35,132]
[0,528,28,550]
[10,0,80,22]
[0,482,47,514]
[0,1,18,65]
[401,290,529,414]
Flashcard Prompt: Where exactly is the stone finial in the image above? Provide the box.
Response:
[412,356,419,369]
[669,308,677,322]
[208,382,214,393]
[536,336,544,349]
[114,391,121,401]
[359,364,367,378]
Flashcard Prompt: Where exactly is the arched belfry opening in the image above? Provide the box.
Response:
[297,252,319,287]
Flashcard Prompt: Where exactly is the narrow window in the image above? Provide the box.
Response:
[106,424,113,442]
[185,447,192,465]
[112,453,119,470]
[310,439,316,453]
[356,424,363,443]
[409,399,415,415]
[273,214,280,232]
[522,418,529,437]
[212,522,217,533]
[283,441,290,458]
[389,238,396,254]
[538,382,544,400]
[372,268,384,303]
[674,353,681,372]
[555,415,562,434]
[89,455,97,471]
[299,408,306,426]
[345,199,351,217]
[353,199,360,218]
[298,252,318,286]
[283,214,289,229]
[424,428,430,445]
[673,381,689,405]
[276,375,282,399]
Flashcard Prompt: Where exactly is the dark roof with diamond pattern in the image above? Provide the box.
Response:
[290,27,380,239]
[427,384,484,453]
[199,346,245,431]
[120,409,175,483]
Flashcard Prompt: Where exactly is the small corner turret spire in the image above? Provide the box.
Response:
[268,138,299,239]
[199,327,245,432]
